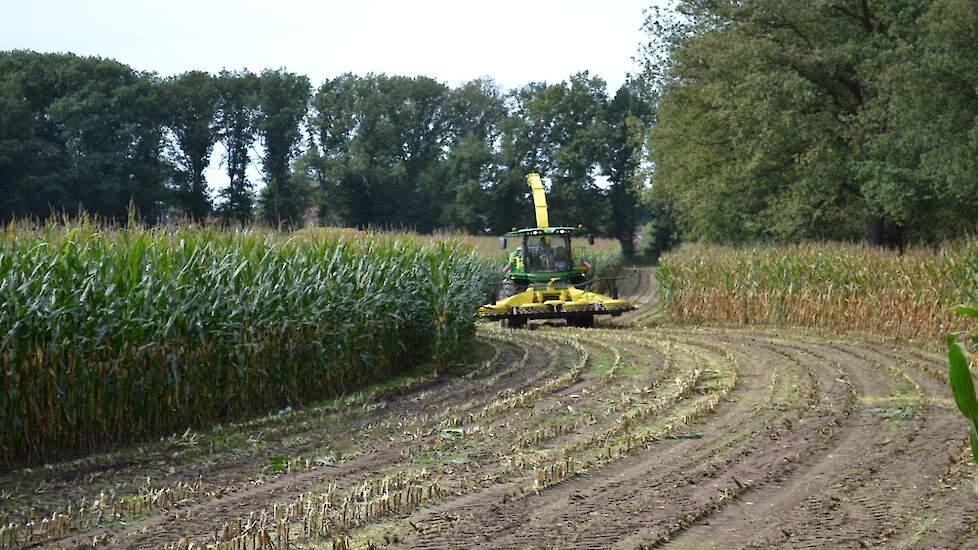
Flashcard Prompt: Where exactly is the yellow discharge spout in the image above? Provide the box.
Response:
[527,172,549,228]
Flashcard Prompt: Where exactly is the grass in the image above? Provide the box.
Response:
[0,221,496,465]
[657,239,978,344]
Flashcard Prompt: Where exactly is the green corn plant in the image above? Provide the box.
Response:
[0,220,621,465]
[948,305,978,464]
[0,222,497,465]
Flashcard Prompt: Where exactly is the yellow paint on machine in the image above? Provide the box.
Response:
[477,280,633,319]
[527,173,549,229]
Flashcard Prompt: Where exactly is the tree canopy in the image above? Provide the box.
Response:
[643,0,978,247]
[7,4,977,254]
[0,51,650,254]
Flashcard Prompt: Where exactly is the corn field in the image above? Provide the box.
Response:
[297,227,624,269]
[0,223,495,464]
[3,260,973,548]
[656,240,978,344]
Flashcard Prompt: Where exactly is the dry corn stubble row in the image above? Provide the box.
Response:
[160,330,737,549]
[7,318,894,549]
[4,328,576,546]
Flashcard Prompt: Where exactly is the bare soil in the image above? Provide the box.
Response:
[1,268,975,549]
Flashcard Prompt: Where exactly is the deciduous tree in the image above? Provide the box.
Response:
[256,69,312,226]
[163,71,220,220]
[215,70,259,223]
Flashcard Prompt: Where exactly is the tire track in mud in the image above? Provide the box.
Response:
[1,269,974,549]
[403,333,842,549]
[661,341,943,549]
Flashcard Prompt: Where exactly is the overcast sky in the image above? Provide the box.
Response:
[2,0,659,92]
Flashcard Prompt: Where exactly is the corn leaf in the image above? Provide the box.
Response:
[954,305,978,319]
[947,334,978,422]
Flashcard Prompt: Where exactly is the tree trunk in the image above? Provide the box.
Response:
[865,216,884,246]
[618,235,635,259]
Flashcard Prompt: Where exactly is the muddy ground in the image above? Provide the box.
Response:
[1,268,976,549]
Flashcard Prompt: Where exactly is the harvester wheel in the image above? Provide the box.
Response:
[501,317,527,329]
[568,313,594,328]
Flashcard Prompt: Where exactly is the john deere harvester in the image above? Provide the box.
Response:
[478,173,634,328]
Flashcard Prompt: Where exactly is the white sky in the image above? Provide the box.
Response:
[2,0,662,198]
[2,0,658,92]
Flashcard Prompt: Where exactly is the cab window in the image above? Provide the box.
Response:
[524,235,572,272]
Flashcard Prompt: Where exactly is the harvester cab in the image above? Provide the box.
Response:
[478,173,635,328]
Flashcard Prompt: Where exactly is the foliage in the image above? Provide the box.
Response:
[215,70,260,223]
[308,74,453,230]
[429,78,508,234]
[256,69,312,226]
[642,0,978,246]
[0,222,494,464]
[0,51,168,222]
[657,240,978,342]
[603,78,656,258]
[162,71,220,220]
[0,50,653,246]
[638,191,678,264]
[501,74,609,232]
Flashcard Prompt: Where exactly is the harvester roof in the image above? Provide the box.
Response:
[504,226,585,237]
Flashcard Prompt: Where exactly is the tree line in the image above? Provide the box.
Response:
[11,0,974,256]
[643,0,978,249]
[0,51,653,256]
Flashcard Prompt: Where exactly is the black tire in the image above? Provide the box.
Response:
[498,279,528,329]
[501,316,527,329]
[567,313,594,328]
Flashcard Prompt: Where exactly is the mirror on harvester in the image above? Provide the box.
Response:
[500,236,508,249]
[587,233,595,245]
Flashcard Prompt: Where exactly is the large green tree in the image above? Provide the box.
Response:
[603,78,655,257]
[256,69,312,226]
[307,73,359,225]
[0,56,65,221]
[496,74,610,232]
[163,71,220,220]
[492,82,549,233]
[859,0,978,242]
[0,51,168,221]
[215,70,259,223]
[644,0,978,246]
[310,74,452,230]
[426,78,507,233]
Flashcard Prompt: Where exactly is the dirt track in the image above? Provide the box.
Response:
[2,268,976,549]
